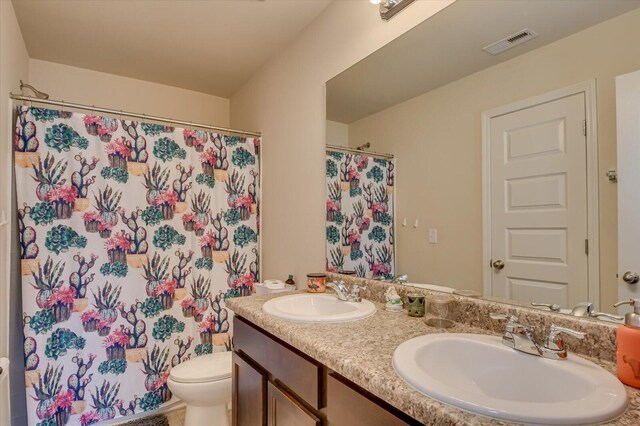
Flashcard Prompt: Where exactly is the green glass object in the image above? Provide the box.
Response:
[407,293,425,317]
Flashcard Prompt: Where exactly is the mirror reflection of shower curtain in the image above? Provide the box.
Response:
[325,149,395,278]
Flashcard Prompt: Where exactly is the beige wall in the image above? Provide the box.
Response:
[326,120,349,147]
[0,2,29,424]
[0,0,29,295]
[28,59,230,126]
[348,9,640,311]
[231,0,453,283]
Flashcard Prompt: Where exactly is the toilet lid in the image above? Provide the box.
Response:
[169,351,232,383]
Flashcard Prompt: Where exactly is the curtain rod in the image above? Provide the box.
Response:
[9,94,261,137]
[326,144,394,160]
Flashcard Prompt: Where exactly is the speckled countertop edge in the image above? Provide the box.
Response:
[227,290,639,426]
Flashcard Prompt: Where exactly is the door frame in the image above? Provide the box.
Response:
[615,70,640,310]
[481,80,600,308]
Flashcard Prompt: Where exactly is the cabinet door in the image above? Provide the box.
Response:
[327,373,413,426]
[233,351,267,426]
[267,381,320,426]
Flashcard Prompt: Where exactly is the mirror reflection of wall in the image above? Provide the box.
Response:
[326,1,640,314]
[326,120,349,147]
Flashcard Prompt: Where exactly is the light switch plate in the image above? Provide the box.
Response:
[428,228,438,244]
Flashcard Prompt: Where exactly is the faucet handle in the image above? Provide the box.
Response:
[531,302,561,312]
[348,284,363,302]
[350,284,363,295]
[544,325,586,356]
[544,325,585,352]
[491,313,534,336]
[590,311,624,321]
[540,325,586,360]
[548,325,586,340]
[329,280,347,290]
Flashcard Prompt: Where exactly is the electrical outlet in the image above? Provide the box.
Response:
[428,228,438,244]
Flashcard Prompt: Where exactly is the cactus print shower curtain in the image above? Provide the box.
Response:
[325,150,395,278]
[14,106,260,426]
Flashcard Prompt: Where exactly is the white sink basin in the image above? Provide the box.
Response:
[262,293,376,323]
[393,333,628,425]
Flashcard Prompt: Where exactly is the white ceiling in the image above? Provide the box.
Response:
[12,0,331,98]
[327,0,640,124]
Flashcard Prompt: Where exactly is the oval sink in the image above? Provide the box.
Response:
[393,333,628,424]
[262,293,376,323]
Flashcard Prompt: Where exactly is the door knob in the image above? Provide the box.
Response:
[622,271,639,284]
[492,260,505,270]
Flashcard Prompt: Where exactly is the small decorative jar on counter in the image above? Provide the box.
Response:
[306,273,327,293]
[406,293,425,317]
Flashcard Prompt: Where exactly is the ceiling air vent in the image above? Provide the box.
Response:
[482,29,538,55]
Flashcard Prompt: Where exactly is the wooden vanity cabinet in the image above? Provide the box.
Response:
[232,316,419,426]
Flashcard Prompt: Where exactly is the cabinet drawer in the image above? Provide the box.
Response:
[327,373,416,426]
[268,381,320,426]
[234,316,322,409]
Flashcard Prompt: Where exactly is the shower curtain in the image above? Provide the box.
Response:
[325,149,395,278]
[14,106,260,426]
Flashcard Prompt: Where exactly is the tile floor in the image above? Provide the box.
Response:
[166,408,186,426]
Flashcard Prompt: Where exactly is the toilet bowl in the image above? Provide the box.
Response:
[167,351,232,426]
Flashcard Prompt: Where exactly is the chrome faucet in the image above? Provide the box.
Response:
[326,281,363,303]
[490,314,539,356]
[327,281,349,301]
[490,313,586,360]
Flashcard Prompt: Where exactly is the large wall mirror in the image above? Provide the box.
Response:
[324,0,640,316]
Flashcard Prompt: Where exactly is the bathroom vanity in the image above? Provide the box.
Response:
[227,276,640,425]
[231,315,416,425]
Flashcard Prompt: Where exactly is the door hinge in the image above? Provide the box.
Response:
[582,120,587,136]
[585,239,589,256]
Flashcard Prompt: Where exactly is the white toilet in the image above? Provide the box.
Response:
[167,351,233,426]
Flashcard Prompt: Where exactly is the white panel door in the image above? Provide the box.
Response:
[490,93,588,307]
[616,70,640,313]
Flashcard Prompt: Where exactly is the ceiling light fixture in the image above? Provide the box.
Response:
[373,0,417,21]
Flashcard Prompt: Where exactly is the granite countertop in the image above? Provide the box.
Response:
[227,292,640,426]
